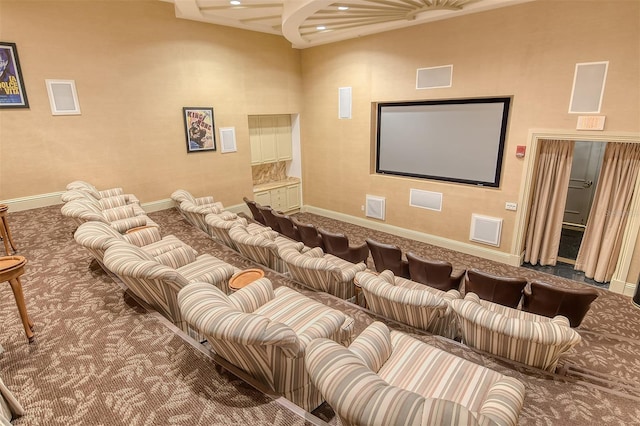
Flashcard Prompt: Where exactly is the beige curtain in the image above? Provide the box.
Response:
[524,140,575,266]
[575,143,640,282]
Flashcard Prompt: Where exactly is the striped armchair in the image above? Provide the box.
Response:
[451,293,582,372]
[178,278,355,411]
[66,180,139,204]
[356,270,461,339]
[279,246,367,300]
[228,225,301,273]
[74,221,193,264]
[0,375,24,425]
[305,321,525,426]
[170,189,224,234]
[61,189,140,207]
[103,241,238,338]
[204,211,264,250]
[61,199,159,231]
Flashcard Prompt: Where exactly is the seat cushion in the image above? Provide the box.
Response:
[378,331,505,413]
[178,254,237,284]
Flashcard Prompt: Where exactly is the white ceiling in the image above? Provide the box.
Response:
[166,0,534,49]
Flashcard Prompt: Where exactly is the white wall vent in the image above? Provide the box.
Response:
[338,86,352,119]
[416,65,453,89]
[470,214,502,247]
[569,61,608,113]
[45,79,81,115]
[365,195,385,220]
[409,189,442,211]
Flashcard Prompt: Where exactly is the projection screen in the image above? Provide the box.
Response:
[376,97,511,187]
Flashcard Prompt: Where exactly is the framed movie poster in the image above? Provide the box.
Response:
[183,107,216,153]
[0,42,29,108]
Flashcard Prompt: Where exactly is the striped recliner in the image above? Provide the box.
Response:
[74,221,194,265]
[103,241,239,338]
[356,270,461,339]
[204,211,260,250]
[61,199,159,231]
[0,375,24,424]
[451,293,582,372]
[305,321,525,426]
[178,278,355,411]
[170,189,224,234]
[228,225,301,273]
[66,180,139,204]
[279,246,367,300]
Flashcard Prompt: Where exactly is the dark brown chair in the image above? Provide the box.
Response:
[464,269,527,309]
[272,210,301,242]
[523,281,599,327]
[257,204,281,233]
[366,239,410,279]
[291,217,324,249]
[318,228,369,264]
[405,252,465,291]
[243,197,266,226]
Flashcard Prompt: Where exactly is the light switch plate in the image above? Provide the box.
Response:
[505,202,517,211]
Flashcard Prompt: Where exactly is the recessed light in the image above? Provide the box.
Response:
[338,6,349,11]
[230,0,241,5]
[316,25,326,30]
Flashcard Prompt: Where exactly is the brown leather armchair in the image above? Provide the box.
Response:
[257,204,281,233]
[243,197,266,226]
[366,239,410,278]
[406,252,465,291]
[272,210,301,242]
[464,269,527,309]
[523,281,599,327]
[319,228,369,264]
[291,217,324,249]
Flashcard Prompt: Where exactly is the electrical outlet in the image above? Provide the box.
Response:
[361,205,365,211]
[505,202,517,211]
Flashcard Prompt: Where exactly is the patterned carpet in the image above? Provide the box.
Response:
[1,205,639,425]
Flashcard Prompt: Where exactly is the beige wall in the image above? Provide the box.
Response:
[300,1,640,281]
[0,0,301,205]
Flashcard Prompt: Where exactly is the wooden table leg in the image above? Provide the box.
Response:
[1,216,17,253]
[8,277,34,343]
[0,220,11,256]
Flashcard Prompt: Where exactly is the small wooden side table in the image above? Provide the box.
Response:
[229,268,265,292]
[353,277,368,309]
[0,256,34,343]
[0,205,17,256]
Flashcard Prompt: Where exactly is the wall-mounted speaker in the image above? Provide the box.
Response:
[338,86,352,119]
[409,189,442,211]
[470,214,502,247]
[416,65,453,89]
[219,127,237,153]
[365,195,385,220]
[569,61,608,113]
[45,79,81,115]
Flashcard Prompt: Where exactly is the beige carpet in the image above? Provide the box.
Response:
[1,205,639,425]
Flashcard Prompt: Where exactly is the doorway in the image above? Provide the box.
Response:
[558,141,606,264]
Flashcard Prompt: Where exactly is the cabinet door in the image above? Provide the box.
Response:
[275,115,292,161]
[248,116,262,165]
[258,116,277,163]
[254,191,271,207]
[270,187,286,211]
[286,184,300,210]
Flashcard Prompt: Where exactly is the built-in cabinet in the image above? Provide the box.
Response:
[254,183,300,212]
[249,115,292,165]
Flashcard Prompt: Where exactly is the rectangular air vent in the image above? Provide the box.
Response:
[416,65,453,89]
[365,195,385,220]
[219,127,237,153]
[569,61,608,113]
[338,87,352,119]
[470,214,502,247]
[409,189,442,211]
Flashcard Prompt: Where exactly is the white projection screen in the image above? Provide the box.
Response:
[376,97,511,187]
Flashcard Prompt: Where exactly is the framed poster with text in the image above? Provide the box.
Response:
[0,42,29,108]
[183,107,216,153]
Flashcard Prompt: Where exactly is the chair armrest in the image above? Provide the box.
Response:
[154,246,196,269]
[99,188,124,198]
[229,278,275,313]
[296,312,351,356]
[339,261,368,281]
[98,195,128,210]
[348,321,393,373]
[195,196,215,206]
[110,216,148,233]
[478,376,525,426]
[123,226,162,246]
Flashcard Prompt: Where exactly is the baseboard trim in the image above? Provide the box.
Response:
[303,205,521,267]
[610,278,636,296]
[1,192,65,212]
[141,198,175,213]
